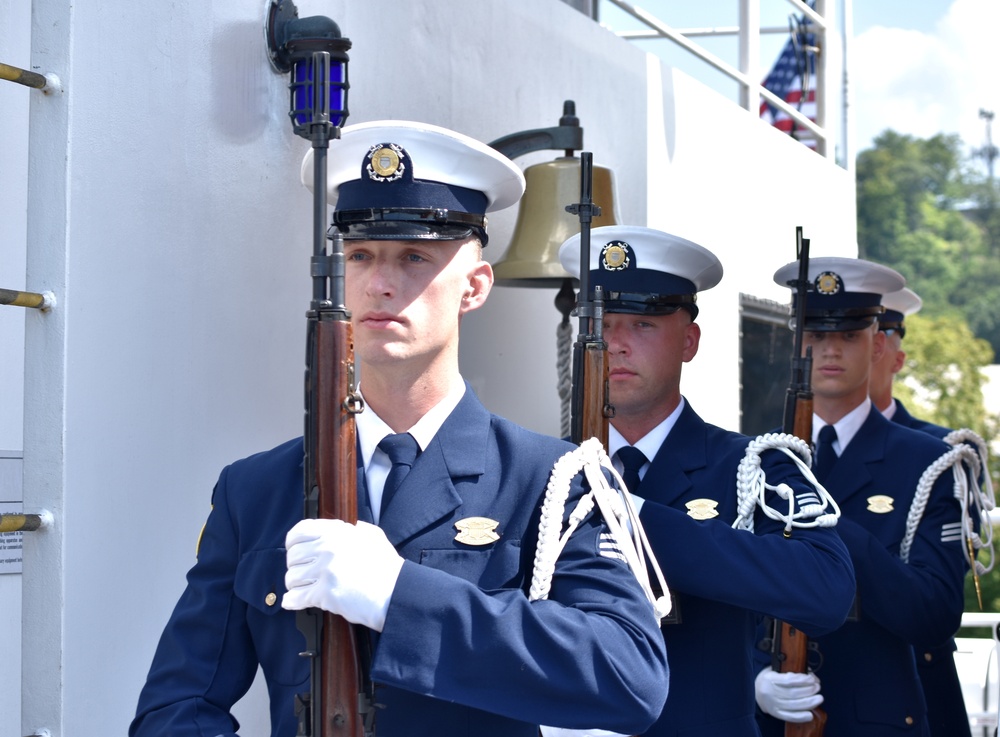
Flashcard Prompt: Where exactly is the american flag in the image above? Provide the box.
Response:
[759,11,817,148]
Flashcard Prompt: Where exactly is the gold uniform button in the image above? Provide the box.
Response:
[923,652,933,662]
[905,716,914,726]
[265,592,277,607]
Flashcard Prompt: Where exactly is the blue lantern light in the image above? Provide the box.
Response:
[265,1,351,142]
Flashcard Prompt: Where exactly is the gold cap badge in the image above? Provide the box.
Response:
[815,271,843,295]
[601,241,631,271]
[867,494,894,514]
[454,517,500,546]
[685,499,719,521]
[366,143,405,182]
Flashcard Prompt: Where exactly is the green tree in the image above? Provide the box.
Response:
[894,313,996,435]
[858,130,1000,355]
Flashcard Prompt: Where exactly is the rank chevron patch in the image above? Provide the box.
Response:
[598,533,627,563]
[940,521,963,544]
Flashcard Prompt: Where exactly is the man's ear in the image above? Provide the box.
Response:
[871,327,886,364]
[892,348,907,375]
[461,259,493,314]
[682,321,701,363]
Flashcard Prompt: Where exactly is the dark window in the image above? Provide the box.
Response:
[739,295,793,436]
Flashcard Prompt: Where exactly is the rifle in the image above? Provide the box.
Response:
[292,49,372,737]
[782,226,814,450]
[566,152,613,446]
[771,226,826,737]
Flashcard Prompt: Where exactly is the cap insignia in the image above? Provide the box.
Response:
[815,271,843,295]
[454,516,500,546]
[866,494,894,514]
[685,498,719,521]
[366,143,406,182]
[601,240,631,271]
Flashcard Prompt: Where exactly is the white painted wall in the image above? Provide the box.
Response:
[6,0,856,735]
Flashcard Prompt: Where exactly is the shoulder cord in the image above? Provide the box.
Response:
[733,432,841,535]
[899,431,995,574]
[944,429,996,574]
[529,437,673,623]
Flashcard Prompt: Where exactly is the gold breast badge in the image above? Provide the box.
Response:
[866,495,894,514]
[454,517,500,546]
[685,499,719,521]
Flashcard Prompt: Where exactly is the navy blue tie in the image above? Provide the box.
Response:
[814,424,838,478]
[616,446,648,494]
[378,433,419,516]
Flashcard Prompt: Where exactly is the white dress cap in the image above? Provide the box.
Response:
[558,225,723,317]
[301,119,525,212]
[880,287,923,317]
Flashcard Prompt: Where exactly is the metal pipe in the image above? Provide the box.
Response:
[0,62,47,89]
[0,62,61,93]
[0,288,56,310]
[0,512,50,534]
[618,25,792,39]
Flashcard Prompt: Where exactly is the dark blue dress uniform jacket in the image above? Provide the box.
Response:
[757,407,967,737]
[631,401,856,737]
[129,389,668,737]
[891,399,972,737]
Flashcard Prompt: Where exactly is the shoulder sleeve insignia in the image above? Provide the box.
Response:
[685,498,719,520]
[454,516,500,546]
[866,494,894,514]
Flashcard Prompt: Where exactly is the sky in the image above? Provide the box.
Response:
[598,0,1000,164]
[852,0,999,156]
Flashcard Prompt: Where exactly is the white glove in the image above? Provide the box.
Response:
[283,519,404,632]
[540,728,629,737]
[755,666,823,723]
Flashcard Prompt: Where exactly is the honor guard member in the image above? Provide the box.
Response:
[755,258,969,737]
[545,226,855,737]
[871,287,952,440]
[872,286,973,737]
[130,122,668,737]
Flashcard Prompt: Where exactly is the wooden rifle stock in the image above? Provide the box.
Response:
[577,342,610,447]
[301,313,368,737]
[299,244,371,737]
[568,152,612,447]
[770,619,827,737]
[773,227,825,736]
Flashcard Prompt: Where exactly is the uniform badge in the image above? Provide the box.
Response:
[685,499,719,520]
[365,143,406,182]
[866,494,894,514]
[454,517,500,546]
[601,240,631,271]
[815,271,843,295]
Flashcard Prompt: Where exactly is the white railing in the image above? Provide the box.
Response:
[960,611,1000,736]
[599,0,845,164]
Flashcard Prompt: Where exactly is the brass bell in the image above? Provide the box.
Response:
[493,156,619,288]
